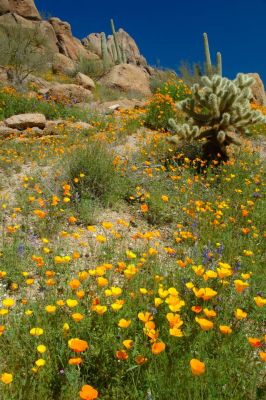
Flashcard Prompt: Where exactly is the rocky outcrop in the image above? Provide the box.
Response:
[108,29,147,66]
[75,72,95,90]
[49,17,98,61]
[83,28,147,67]
[0,12,59,53]
[52,53,76,74]
[99,64,151,96]
[248,73,266,106]
[0,0,149,88]
[5,113,46,129]
[0,0,41,20]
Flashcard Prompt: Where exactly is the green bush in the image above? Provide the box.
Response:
[158,79,192,102]
[61,141,130,208]
[150,69,177,93]
[145,92,183,131]
[76,57,105,80]
[0,88,90,121]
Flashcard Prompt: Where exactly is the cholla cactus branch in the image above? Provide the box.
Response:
[169,73,266,160]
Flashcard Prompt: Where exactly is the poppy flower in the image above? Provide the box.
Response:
[118,319,131,328]
[190,359,205,375]
[234,309,247,320]
[79,385,98,400]
[195,317,213,331]
[254,296,266,307]
[123,340,134,349]
[135,355,148,365]
[219,325,232,334]
[116,350,128,360]
[0,373,13,384]
[151,341,165,355]
[68,338,89,353]
[248,337,262,348]
[30,327,44,336]
[68,357,83,365]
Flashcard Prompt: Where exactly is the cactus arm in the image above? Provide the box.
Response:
[110,18,122,64]
[216,52,222,76]
[203,33,213,77]
[101,32,110,71]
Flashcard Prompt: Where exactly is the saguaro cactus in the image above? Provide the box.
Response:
[203,33,222,77]
[110,18,122,64]
[101,32,110,71]
[168,74,266,160]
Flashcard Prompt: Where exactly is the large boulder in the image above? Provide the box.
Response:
[41,83,92,103]
[0,13,59,53]
[75,72,95,90]
[0,0,10,15]
[0,0,41,20]
[52,53,76,75]
[82,33,102,56]
[99,64,151,96]
[248,73,266,106]
[4,113,46,129]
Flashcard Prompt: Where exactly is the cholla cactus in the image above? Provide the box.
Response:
[169,73,266,160]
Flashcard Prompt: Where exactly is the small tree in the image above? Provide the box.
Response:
[0,24,52,87]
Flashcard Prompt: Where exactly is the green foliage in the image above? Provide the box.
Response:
[0,88,90,121]
[157,79,192,102]
[0,24,52,87]
[76,56,105,80]
[93,84,123,102]
[61,141,130,208]
[145,92,184,131]
[169,74,266,160]
[178,62,204,87]
[150,69,178,93]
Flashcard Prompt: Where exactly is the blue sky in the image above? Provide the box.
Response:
[35,0,266,84]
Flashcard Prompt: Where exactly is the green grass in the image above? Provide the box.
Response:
[0,87,91,122]
[0,106,265,400]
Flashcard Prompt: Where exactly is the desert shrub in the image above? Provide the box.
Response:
[0,87,90,121]
[247,103,266,137]
[145,92,184,131]
[178,61,204,86]
[150,68,177,93]
[76,57,105,80]
[61,141,130,208]
[157,79,192,102]
[0,25,52,87]
[93,84,123,102]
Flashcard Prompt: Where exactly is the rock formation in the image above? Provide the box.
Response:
[0,0,147,72]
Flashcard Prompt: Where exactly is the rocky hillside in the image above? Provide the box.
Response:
[0,0,148,74]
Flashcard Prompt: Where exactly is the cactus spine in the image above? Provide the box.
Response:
[110,18,122,64]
